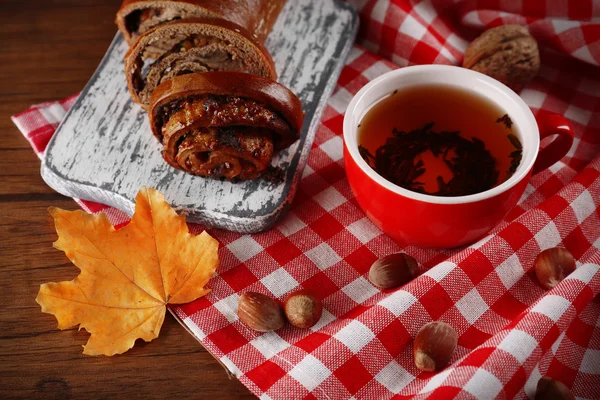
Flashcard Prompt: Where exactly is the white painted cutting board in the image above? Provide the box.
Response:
[42,0,358,232]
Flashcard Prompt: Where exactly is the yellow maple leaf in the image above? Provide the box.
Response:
[36,187,219,356]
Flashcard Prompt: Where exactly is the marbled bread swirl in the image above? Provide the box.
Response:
[116,0,285,46]
[149,71,303,181]
[125,18,276,108]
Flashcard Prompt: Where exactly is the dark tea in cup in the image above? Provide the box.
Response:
[357,84,522,197]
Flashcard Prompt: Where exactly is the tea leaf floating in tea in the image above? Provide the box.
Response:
[359,123,505,196]
[496,114,513,129]
[496,116,523,176]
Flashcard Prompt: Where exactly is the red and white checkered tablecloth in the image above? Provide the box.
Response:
[13,1,600,398]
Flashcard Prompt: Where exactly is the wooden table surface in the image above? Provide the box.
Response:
[0,1,254,398]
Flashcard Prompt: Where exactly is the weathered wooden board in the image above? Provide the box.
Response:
[42,0,358,232]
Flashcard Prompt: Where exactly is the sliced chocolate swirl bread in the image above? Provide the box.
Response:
[149,71,303,181]
[116,0,286,46]
[125,18,276,108]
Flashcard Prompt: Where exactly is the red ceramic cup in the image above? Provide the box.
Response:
[343,65,574,248]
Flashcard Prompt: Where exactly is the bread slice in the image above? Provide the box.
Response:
[116,0,286,46]
[125,18,277,108]
[148,71,304,181]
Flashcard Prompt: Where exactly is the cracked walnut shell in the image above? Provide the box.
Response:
[463,25,540,92]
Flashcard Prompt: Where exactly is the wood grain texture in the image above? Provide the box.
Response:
[0,1,250,398]
[42,0,358,233]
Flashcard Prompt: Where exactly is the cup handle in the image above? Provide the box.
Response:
[532,111,574,174]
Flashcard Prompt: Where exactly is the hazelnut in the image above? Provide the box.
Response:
[413,321,458,372]
[284,290,323,329]
[238,292,285,332]
[463,25,540,92]
[369,253,418,289]
[535,376,575,400]
[534,247,575,289]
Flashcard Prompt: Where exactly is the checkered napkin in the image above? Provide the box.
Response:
[13,1,600,398]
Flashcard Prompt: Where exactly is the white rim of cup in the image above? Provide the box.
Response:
[343,65,540,205]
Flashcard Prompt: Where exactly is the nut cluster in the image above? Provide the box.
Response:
[237,246,577,377]
[238,290,322,332]
[463,24,540,92]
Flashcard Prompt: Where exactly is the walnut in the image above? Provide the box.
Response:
[463,25,540,92]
